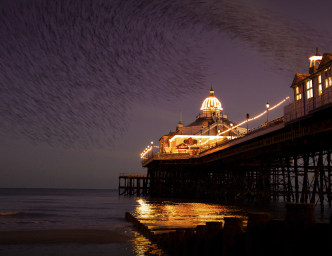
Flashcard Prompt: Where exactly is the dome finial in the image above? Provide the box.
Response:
[210,84,214,96]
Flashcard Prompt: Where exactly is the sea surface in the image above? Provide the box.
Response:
[0,188,331,255]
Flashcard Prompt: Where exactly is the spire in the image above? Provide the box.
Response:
[210,84,214,96]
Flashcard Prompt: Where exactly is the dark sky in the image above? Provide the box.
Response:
[0,0,331,189]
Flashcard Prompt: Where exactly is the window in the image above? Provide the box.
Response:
[325,67,331,88]
[318,75,322,96]
[296,86,302,100]
[306,80,313,99]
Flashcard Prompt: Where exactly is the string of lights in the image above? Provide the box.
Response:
[140,145,155,158]
[217,96,289,136]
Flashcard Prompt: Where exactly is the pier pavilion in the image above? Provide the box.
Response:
[144,86,247,157]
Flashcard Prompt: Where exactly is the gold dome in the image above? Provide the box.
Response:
[200,86,223,111]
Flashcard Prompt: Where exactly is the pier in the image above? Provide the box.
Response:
[143,105,332,209]
[118,173,149,196]
[135,50,332,210]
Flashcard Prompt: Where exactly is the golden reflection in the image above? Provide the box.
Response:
[134,198,248,228]
[137,199,153,220]
[132,230,166,256]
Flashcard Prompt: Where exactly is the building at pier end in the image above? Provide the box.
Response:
[143,86,247,158]
[284,49,332,122]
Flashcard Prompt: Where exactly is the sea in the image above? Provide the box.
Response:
[0,188,331,256]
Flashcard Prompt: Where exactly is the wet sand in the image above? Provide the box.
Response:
[0,229,134,245]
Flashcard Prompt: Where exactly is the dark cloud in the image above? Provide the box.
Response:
[0,0,329,149]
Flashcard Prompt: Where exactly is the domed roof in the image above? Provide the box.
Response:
[200,86,223,111]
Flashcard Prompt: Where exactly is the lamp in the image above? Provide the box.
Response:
[246,113,249,134]
[151,141,153,156]
[266,103,269,123]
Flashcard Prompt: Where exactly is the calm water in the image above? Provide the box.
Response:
[0,188,331,255]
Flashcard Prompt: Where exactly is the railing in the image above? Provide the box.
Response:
[119,173,148,178]
[195,113,228,119]
[247,117,284,133]
[285,91,332,123]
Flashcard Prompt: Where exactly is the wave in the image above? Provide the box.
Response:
[0,211,55,217]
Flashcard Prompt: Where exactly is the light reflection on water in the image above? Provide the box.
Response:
[132,198,258,228]
[130,197,331,255]
[129,198,260,256]
[132,231,165,256]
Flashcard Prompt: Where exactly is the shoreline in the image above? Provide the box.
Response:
[0,229,134,245]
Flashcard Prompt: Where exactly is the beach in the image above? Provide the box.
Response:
[0,229,137,256]
[0,229,133,245]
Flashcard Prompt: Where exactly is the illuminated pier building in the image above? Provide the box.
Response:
[284,49,332,121]
[158,86,246,155]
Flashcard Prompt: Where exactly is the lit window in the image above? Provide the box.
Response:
[296,86,302,100]
[318,75,322,96]
[324,67,332,88]
[306,80,313,99]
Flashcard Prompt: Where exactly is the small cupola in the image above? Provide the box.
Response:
[309,48,322,74]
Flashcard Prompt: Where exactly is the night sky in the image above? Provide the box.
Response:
[0,0,331,189]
